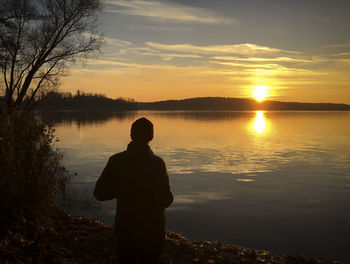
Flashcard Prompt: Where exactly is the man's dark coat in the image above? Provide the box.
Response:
[93,141,173,252]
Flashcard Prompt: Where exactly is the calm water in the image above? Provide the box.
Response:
[53,111,350,262]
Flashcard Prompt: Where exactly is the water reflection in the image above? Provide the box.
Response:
[253,111,266,134]
[40,110,137,126]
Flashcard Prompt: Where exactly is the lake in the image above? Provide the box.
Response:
[52,110,350,262]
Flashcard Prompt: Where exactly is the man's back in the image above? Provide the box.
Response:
[93,118,173,263]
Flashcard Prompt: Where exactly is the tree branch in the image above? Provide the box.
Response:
[1,0,103,112]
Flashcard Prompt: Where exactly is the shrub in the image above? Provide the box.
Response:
[0,112,68,230]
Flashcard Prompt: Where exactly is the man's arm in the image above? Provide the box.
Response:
[93,157,117,201]
[160,160,174,209]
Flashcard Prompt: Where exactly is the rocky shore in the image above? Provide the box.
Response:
[0,207,343,264]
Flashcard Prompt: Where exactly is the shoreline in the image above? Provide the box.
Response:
[0,207,343,264]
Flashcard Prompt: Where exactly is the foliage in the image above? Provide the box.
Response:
[39,90,138,110]
[0,0,103,112]
[0,112,68,231]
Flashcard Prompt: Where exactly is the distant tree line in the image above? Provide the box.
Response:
[39,90,138,111]
[3,95,349,112]
[138,97,350,111]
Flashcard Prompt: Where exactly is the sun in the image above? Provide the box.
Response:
[253,85,269,102]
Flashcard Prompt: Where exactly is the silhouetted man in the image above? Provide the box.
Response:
[94,117,173,264]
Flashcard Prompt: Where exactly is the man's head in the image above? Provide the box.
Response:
[130,117,154,143]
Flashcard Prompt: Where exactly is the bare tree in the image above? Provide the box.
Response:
[0,0,103,112]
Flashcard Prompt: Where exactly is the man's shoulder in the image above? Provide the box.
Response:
[151,154,165,165]
[108,150,165,166]
[109,151,128,162]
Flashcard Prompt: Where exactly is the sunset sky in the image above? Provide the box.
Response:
[63,0,350,104]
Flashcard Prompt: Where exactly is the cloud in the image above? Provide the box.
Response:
[105,0,232,24]
[211,56,310,63]
[208,61,320,77]
[77,58,215,73]
[84,36,350,79]
[103,36,133,48]
[84,38,323,79]
[79,59,169,71]
[209,60,279,69]
[309,15,329,23]
[100,36,304,65]
[102,36,203,61]
[332,52,350,57]
[146,42,297,55]
[159,54,202,61]
[83,57,320,81]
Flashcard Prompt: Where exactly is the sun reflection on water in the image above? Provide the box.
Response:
[253,111,266,134]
